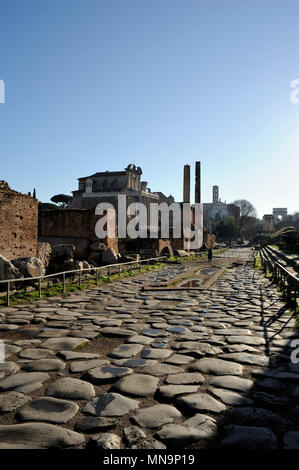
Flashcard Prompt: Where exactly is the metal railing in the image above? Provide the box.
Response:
[257,248,299,310]
[0,256,167,306]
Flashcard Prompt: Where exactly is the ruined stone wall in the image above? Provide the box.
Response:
[0,182,38,260]
[40,209,118,254]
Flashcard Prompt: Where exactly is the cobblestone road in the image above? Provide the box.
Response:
[0,248,298,449]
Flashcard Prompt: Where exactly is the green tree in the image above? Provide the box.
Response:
[50,194,72,208]
[214,216,238,241]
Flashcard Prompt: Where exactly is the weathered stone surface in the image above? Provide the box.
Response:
[221,425,278,449]
[164,353,194,365]
[219,353,270,367]
[141,348,172,360]
[83,366,132,385]
[17,397,79,424]
[91,432,121,449]
[123,425,146,446]
[155,414,217,445]
[131,404,181,429]
[18,348,54,360]
[58,351,101,361]
[0,422,85,448]
[176,393,226,413]
[109,344,143,359]
[100,327,135,338]
[0,372,50,393]
[253,391,291,409]
[141,364,182,377]
[208,387,253,406]
[283,432,299,449]
[126,335,154,345]
[22,359,66,372]
[75,416,118,433]
[113,374,159,397]
[229,407,289,432]
[0,362,20,380]
[190,358,243,376]
[45,377,95,400]
[131,438,166,449]
[0,391,31,413]
[209,375,253,393]
[0,253,22,281]
[40,337,89,351]
[227,336,265,346]
[165,372,205,385]
[83,393,139,417]
[12,257,46,278]
[214,329,252,336]
[158,385,199,399]
[70,359,109,373]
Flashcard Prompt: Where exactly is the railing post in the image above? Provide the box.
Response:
[63,272,66,293]
[118,265,121,277]
[79,271,81,289]
[96,270,99,285]
[39,278,42,298]
[6,281,10,306]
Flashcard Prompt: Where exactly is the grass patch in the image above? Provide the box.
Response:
[0,262,165,308]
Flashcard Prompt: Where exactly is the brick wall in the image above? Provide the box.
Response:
[40,209,118,253]
[0,183,38,260]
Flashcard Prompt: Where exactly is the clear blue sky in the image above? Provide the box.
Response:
[0,0,299,218]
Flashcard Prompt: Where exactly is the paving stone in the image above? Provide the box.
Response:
[227,336,265,346]
[40,337,89,351]
[158,385,199,399]
[253,391,291,409]
[163,352,195,366]
[189,358,243,376]
[155,414,217,445]
[83,393,139,416]
[251,369,299,382]
[131,438,166,449]
[0,422,85,448]
[208,375,253,393]
[214,329,252,336]
[221,425,278,449]
[113,374,159,397]
[109,344,143,359]
[100,327,135,337]
[18,348,54,360]
[222,344,259,353]
[141,348,172,360]
[75,416,118,433]
[22,359,66,372]
[38,329,71,338]
[0,362,20,380]
[142,329,170,338]
[176,392,226,413]
[141,364,182,377]
[70,359,109,373]
[219,353,270,367]
[208,387,253,406]
[57,350,101,361]
[131,404,181,429]
[0,391,31,413]
[126,335,154,345]
[112,358,148,368]
[45,377,95,400]
[0,324,20,331]
[0,372,50,393]
[229,407,289,432]
[17,397,79,424]
[165,372,205,385]
[90,433,121,449]
[283,432,299,449]
[123,425,146,446]
[13,340,41,347]
[83,365,133,385]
